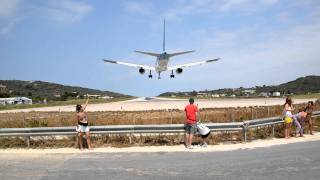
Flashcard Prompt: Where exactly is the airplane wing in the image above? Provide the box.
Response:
[167,58,220,70]
[103,59,155,70]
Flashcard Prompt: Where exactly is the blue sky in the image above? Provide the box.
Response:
[0,0,320,96]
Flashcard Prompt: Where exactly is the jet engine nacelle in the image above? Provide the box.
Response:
[139,67,145,74]
[176,68,183,74]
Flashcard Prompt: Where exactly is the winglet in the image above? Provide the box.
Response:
[206,58,220,63]
[103,59,117,64]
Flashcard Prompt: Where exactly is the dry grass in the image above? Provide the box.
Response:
[0,101,319,149]
[0,116,319,149]
[0,102,318,128]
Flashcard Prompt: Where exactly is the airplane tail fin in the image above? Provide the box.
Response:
[168,50,195,57]
[163,19,166,52]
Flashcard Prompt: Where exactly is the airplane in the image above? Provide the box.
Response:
[103,20,220,79]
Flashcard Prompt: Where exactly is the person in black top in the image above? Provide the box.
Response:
[75,95,92,150]
[304,101,314,135]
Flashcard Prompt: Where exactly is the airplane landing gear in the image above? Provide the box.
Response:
[170,70,175,78]
[148,70,153,79]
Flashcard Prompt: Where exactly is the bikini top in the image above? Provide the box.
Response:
[78,113,88,126]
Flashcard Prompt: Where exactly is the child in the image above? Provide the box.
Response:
[196,122,211,148]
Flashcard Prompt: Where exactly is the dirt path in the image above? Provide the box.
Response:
[1,133,319,154]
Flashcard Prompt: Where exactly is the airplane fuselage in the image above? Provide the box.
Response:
[155,52,170,73]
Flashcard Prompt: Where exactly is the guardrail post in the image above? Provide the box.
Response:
[271,124,275,138]
[129,135,132,144]
[242,123,247,143]
[26,136,30,148]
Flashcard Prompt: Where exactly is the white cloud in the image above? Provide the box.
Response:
[123,1,153,15]
[0,0,21,36]
[161,0,281,21]
[180,21,320,88]
[0,17,21,35]
[260,0,279,6]
[45,0,93,23]
[0,0,21,18]
[218,0,251,11]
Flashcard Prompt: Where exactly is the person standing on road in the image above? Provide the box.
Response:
[184,98,198,149]
[75,95,92,150]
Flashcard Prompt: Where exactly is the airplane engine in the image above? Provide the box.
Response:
[139,67,145,74]
[176,68,183,74]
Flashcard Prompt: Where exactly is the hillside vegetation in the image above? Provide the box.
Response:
[160,75,320,97]
[0,80,131,102]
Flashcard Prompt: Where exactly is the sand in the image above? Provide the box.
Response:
[0,97,317,113]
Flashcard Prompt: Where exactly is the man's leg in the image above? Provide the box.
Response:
[188,134,193,147]
[188,124,196,146]
[185,132,189,146]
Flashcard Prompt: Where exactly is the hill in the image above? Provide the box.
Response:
[159,75,320,97]
[255,75,320,94]
[0,80,131,101]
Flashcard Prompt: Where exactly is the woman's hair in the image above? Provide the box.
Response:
[76,104,82,112]
[308,101,314,106]
[284,97,292,106]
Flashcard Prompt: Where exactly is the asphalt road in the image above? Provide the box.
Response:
[1,140,320,180]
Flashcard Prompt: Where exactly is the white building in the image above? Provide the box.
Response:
[0,84,6,93]
[259,92,269,97]
[101,96,113,99]
[0,97,32,105]
[242,89,256,94]
[272,92,281,97]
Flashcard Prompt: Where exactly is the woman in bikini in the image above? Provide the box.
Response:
[304,101,314,135]
[283,97,294,138]
[76,95,92,150]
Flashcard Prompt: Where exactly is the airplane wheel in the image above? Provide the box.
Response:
[148,75,153,78]
[170,75,175,78]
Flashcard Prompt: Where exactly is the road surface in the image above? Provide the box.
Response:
[1,138,320,180]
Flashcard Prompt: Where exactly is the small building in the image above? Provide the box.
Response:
[54,94,61,98]
[211,94,220,98]
[101,96,113,99]
[259,92,269,97]
[197,92,209,97]
[242,89,256,94]
[272,92,281,97]
[0,97,32,105]
[86,94,101,99]
[0,84,7,93]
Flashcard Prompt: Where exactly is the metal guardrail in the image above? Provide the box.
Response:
[0,111,319,147]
